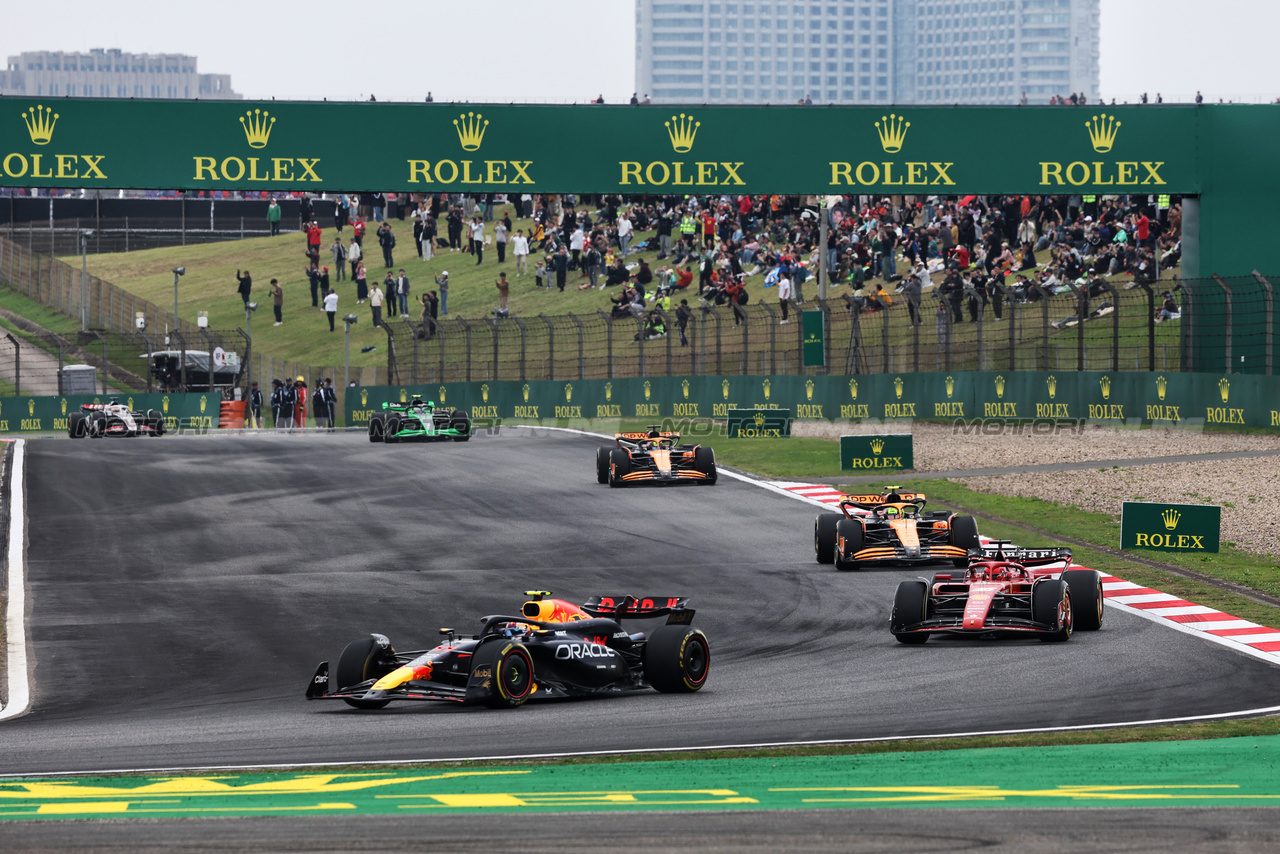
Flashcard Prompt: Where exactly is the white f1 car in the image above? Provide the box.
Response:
[68,399,167,438]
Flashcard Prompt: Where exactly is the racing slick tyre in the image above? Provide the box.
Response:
[472,639,535,709]
[382,415,402,443]
[334,636,396,709]
[68,413,87,438]
[367,414,386,442]
[596,446,612,484]
[814,513,841,564]
[949,515,981,565]
[608,448,630,487]
[1033,579,1073,642]
[891,580,930,644]
[146,410,166,436]
[834,518,865,571]
[1061,569,1104,631]
[450,410,471,441]
[693,446,718,485]
[644,625,710,693]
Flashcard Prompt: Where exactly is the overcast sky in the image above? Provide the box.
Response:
[5,1,1278,105]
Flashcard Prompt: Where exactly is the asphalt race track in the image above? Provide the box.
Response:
[2,427,1278,777]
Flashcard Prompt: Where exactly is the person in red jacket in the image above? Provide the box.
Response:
[293,377,308,429]
[675,265,694,290]
[352,217,367,248]
[701,211,716,248]
[305,222,322,265]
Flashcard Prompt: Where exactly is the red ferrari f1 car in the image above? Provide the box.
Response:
[890,542,1105,643]
[306,592,710,709]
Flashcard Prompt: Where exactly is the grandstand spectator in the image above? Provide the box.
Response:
[270,278,283,326]
[236,269,252,307]
[330,238,347,282]
[377,222,395,268]
[266,199,281,236]
[369,279,385,328]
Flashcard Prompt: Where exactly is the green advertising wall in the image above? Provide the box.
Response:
[346,371,1280,432]
[0,392,217,434]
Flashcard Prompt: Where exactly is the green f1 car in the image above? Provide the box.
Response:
[367,397,471,443]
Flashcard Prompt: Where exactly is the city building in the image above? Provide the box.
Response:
[635,0,1099,105]
[0,49,240,100]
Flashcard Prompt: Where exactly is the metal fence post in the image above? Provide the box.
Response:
[1039,287,1051,371]
[140,332,153,392]
[758,302,777,375]
[539,314,555,381]
[4,334,18,396]
[489,317,499,381]
[567,312,585,380]
[512,314,527,382]
[637,316,646,377]
[596,309,614,379]
[1212,275,1234,373]
[1100,281,1120,371]
[1252,271,1274,375]
[881,301,891,373]
[456,317,473,382]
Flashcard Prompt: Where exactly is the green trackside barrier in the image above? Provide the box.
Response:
[0,392,216,434]
[726,408,792,438]
[841,434,913,471]
[3,736,1280,819]
[1122,501,1222,554]
[346,371,1280,432]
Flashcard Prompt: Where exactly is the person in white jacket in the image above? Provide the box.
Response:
[777,271,793,324]
[347,238,362,282]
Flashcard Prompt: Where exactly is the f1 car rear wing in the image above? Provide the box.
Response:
[974,542,1073,566]
[616,431,682,441]
[581,596,696,624]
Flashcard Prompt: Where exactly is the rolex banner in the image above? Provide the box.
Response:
[726,409,792,438]
[345,372,1280,432]
[841,434,913,471]
[0,392,215,434]
[1121,502,1221,554]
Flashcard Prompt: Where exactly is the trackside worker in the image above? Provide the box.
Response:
[248,381,263,428]
[294,377,308,429]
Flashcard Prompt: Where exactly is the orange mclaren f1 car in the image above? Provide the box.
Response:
[596,427,718,487]
[814,486,980,570]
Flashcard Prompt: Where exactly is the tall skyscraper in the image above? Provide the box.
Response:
[0,49,240,100]
[635,0,1099,106]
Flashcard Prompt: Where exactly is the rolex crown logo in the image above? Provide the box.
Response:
[665,113,700,153]
[1047,375,1057,399]
[644,380,652,400]
[1218,377,1230,403]
[681,379,690,399]
[753,411,765,428]
[199,395,208,413]
[481,384,489,403]
[22,105,58,145]
[1156,375,1167,401]
[875,113,910,154]
[893,377,904,400]
[1161,508,1181,530]
[163,395,170,413]
[1086,113,1120,153]
[722,379,730,399]
[454,111,488,151]
[400,389,408,402]
[360,389,369,406]
[849,379,858,400]
[521,383,530,402]
[1099,375,1111,400]
[564,383,573,402]
[870,438,885,454]
[605,382,613,401]
[127,397,134,410]
[805,379,814,401]
[60,398,66,415]
[945,375,955,399]
[239,108,275,149]
[763,379,771,400]
[439,386,447,404]
[28,399,35,416]
[995,375,1006,399]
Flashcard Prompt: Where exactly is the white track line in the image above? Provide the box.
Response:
[0,440,29,721]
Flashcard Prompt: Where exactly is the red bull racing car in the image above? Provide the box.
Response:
[814,487,978,570]
[890,542,1105,644]
[305,592,710,709]
[596,427,717,487]
[68,399,167,438]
